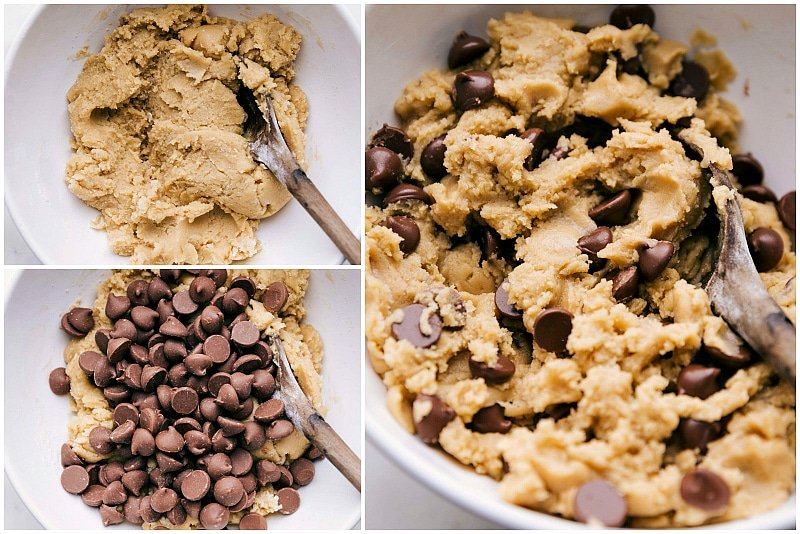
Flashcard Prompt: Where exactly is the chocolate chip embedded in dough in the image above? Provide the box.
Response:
[266,419,295,441]
[380,216,421,255]
[680,468,730,511]
[669,61,710,100]
[533,307,573,353]
[573,479,628,527]
[189,276,216,304]
[421,134,448,180]
[703,342,753,368]
[677,364,721,399]
[471,404,512,434]
[609,4,655,29]
[740,184,778,204]
[452,69,495,112]
[100,504,125,526]
[276,487,301,515]
[468,356,516,385]
[414,394,456,444]
[731,153,764,186]
[127,279,150,307]
[365,146,404,190]
[679,418,722,452]
[778,190,795,230]
[494,280,522,319]
[61,465,90,494]
[391,303,442,349]
[520,127,547,171]
[383,183,432,207]
[105,294,131,321]
[747,227,784,272]
[589,190,633,226]
[150,487,179,513]
[49,367,70,395]
[370,124,414,160]
[447,31,490,69]
[638,241,675,281]
[577,226,613,272]
[544,402,575,421]
[199,502,230,529]
[611,266,639,302]
[239,512,267,530]
[478,226,501,261]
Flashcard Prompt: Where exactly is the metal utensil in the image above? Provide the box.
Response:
[268,335,361,491]
[678,132,796,385]
[238,86,361,265]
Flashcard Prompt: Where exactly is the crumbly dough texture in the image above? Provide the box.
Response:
[66,5,308,264]
[366,11,795,527]
[63,269,323,527]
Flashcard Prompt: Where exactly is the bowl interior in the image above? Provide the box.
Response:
[4,4,360,265]
[366,3,796,529]
[4,269,361,529]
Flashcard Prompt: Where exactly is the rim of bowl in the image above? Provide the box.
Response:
[4,4,359,266]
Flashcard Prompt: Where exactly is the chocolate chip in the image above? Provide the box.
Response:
[199,305,224,334]
[106,337,131,364]
[138,495,161,523]
[181,470,211,501]
[573,479,628,527]
[447,31,490,69]
[544,402,575,421]
[92,357,117,388]
[159,269,183,284]
[533,307,573,353]
[228,448,254,476]
[239,512,267,530]
[478,226,502,261]
[102,480,127,506]
[151,487,179,513]
[222,287,249,315]
[638,241,674,281]
[704,342,753,368]
[204,335,231,364]
[381,216,421,254]
[421,135,447,180]
[258,282,289,315]
[778,191,795,230]
[391,303,442,348]
[276,465,293,488]
[677,364,721,399]
[68,307,95,334]
[121,470,148,497]
[747,227,784,272]
[414,394,455,444]
[468,356,516,385]
[171,290,198,316]
[609,4,655,29]
[189,276,216,304]
[105,294,131,321]
[111,318,137,340]
[305,445,323,462]
[215,383,240,412]
[207,453,234,480]
[620,55,642,75]
[81,484,105,507]
[679,418,722,452]
[230,372,254,399]
[95,330,112,353]
[229,277,256,299]
[256,460,282,485]
[231,321,260,348]
[147,277,173,303]
[199,502,230,529]
[171,386,199,415]
[669,61,710,100]
[141,365,167,393]
[160,316,188,338]
[100,504,125,526]
[520,128,547,171]
[129,344,149,365]
[129,306,157,332]
[494,280,522,319]
[740,184,777,204]
[471,404,512,434]
[383,183,432,207]
[110,420,136,444]
[730,153,764,187]
[61,443,82,467]
[589,190,633,226]
[680,468,730,510]
[577,226,612,271]
[131,428,156,457]
[185,352,213,376]
[251,369,276,400]
[612,266,639,301]
[88,426,113,454]
[218,416,246,437]
[266,419,295,441]
[199,269,228,288]
[370,124,414,160]
[166,503,186,526]
[366,146,404,190]
[289,458,315,486]
[213,476,245,507]
[49,367,70,395]
[156,451,183,473]
[61,465,90,494]
[157,299,175,326]
[276,487,301,514]
[452,69,494,112]
[126,279,149,307]
[254,398,285,423]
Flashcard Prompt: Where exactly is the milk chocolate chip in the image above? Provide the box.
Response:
[573,479,628,527]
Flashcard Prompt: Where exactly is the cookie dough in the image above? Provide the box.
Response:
[366,10,795,527]
[66,5,308,264]
[62,269,323,528]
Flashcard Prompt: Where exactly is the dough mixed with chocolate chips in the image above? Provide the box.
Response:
[66,5,308,264]
[366,6,795,528]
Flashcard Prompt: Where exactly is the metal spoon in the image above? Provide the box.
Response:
[268,335,361,491]
[679,132,796,385]
[238,86,361,265]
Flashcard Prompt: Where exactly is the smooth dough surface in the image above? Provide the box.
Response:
[66,5,308,264]
[366,11,795,527]
[63,269,323,527]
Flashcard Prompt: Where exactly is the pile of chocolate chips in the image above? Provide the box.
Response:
[49,269,323,529]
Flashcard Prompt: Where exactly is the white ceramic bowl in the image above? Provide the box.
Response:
[5,4,361,265]
[5,269,361,529]
[366,4,795,529]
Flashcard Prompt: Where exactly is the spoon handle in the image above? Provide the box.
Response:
[283,168,362,265]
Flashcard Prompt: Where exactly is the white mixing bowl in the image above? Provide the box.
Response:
[366,4,795,529]
[5,4,360,265]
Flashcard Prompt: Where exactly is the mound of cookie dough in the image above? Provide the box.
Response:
[66,5,308,264]
[50,269,325,529]
[366,6,795,528]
